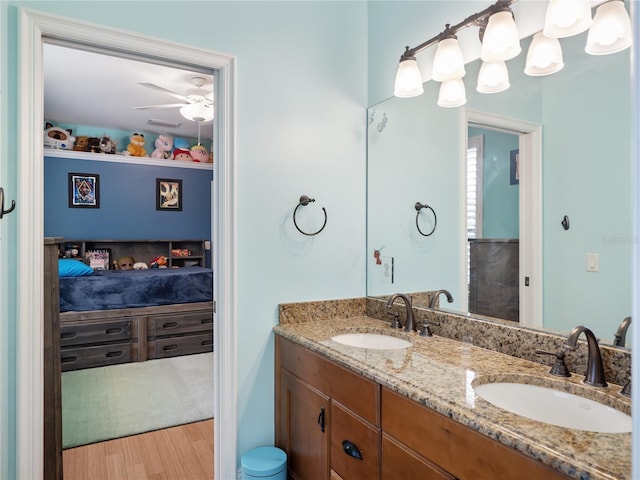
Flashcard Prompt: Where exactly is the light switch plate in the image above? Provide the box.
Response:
[587,253,599,272]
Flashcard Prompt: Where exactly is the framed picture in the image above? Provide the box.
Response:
[85,249,111,270]
[68,173,100,208]
[510,149,519,185]
[156,178,182,211]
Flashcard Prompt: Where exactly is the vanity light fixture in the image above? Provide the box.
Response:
[524,32,564,76]
[393,47,424,98]
[438,78,467,107]
[432,26,466,82]
[543,0,592,38]
[476,61,510,93]
[585,0,633,55]
[479,7,521,62]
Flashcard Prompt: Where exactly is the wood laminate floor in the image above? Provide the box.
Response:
[63,419,214,480]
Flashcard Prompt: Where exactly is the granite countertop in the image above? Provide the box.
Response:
[274,316,631,480]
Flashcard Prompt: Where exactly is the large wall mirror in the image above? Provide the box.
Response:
[367,30,632,348]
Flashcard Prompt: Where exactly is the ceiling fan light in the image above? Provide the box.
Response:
[437,78,466,108]
[394,57,424,98]
[432,36,466,82]
[180,103,214,122]
[585,0,632,55]
[476,61,510,93]
[543,0,592,38]
[525,32,564,76]
[481,10,521,62]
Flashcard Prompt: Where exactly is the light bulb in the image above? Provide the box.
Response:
[525,32,564,76]
[394,58,424,97]
[543,0,592,38]
[437,78,466,108]
[477,61,510,93]
[586,1,632,55]
[481,10,521,62]
[432,37,466,82]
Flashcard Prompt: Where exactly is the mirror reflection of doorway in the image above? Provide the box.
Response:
[466,127,520,322]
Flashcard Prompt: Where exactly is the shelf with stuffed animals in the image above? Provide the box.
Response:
[43,122,213,171]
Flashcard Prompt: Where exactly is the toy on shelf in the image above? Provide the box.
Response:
[173,148,192,162]
[99,136,117,154]
[150,135,174,159]
[149,256,168,268]
[123,132,147,157]
[44,123,76,150]
[73,136,90,152]
[133,262,149,270]
[87,137,102,153]
[116,256,135,270]
[190,144,208,163]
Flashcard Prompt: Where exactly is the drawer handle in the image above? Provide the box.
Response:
[317,407,325,433]
[106,351,123,358]
[162,321,179,329]
[105,327,123,335]
[342,440,363,461]
[201,339,213,346]
[201,318,213,325]
[163,344,178,351]
[60,332,77,339]
[61,356,77,363]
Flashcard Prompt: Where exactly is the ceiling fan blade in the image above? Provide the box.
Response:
[133,103,187,110]
[138,82,188,101]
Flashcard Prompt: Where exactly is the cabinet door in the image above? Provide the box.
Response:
[280,368,330,480]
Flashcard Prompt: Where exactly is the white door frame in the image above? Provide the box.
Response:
[17,9,237,479]
[461,109,542,328]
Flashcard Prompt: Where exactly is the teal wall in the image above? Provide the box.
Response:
[468,127,520,239]
[2,1,367,476]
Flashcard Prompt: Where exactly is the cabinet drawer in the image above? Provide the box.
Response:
[382,434,455,480]
[61,342,131,371]
[60,320,131,347]
[149,312,213,337]
[331,402,380,480]
[153,333,213,358]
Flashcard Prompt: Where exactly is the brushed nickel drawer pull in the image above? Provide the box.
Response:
[162,321,179,329]
[163,344,178,351]
[106,351,123,358]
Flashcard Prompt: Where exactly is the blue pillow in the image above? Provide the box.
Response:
[58,259,93,277]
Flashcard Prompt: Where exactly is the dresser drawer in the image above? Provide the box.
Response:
[152,333,213,358]
[149,311,213,337]
[331,402,380,480]
[61,342,131,371]
[60,320,131,347]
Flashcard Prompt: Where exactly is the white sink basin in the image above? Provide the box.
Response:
[474,382,631,433]
[331,333,412,350]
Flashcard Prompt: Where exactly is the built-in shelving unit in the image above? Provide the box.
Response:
[44,148,213,170]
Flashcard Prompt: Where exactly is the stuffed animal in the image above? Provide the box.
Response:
[73,136,90,152]
[174,138,189,150]
[133,262,148,270]
[123,132,147,157]
[99,136,117,154]
[149,256,168,268]
[190,144,208,162]
[87,137,102,153]
[173,148,192,162]
[44,123,76,150]
[150,135,174,159]
[116,256,135,270]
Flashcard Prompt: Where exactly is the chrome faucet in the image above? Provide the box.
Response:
[386,293,417,332]
[613,316,631,347]
[429,289,454,309]
[565,325,607,387]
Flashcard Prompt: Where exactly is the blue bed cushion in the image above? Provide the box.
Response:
[59,259,93,277]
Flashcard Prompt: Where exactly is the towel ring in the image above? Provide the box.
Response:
[293,195,327,236]
[415,202,437,237]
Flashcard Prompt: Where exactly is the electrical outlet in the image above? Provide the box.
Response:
[587,253,599,272]
[381,256,394,284]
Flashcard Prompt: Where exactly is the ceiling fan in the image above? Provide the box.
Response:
[134,76,214,122]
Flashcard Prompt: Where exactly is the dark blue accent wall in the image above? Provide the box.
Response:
[44,156,212,240]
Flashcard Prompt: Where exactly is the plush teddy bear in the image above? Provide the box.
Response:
[73,136,90,152]
[173,148,192,162]
[44,123,76,150]
[133,262,148,270]
[123,132,147,157]
[190,144,208,162]
[150,135,174,159]
[99,136,117,154]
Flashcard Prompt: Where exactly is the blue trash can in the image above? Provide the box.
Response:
[241,446,287,480]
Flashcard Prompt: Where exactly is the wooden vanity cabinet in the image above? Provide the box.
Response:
[381,387,570,480]
[275,336,380,480]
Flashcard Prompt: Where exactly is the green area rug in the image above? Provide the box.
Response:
[62,352,213,449]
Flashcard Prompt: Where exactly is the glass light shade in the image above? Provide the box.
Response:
[476,61,510,93]
[480,11,522,62]
[525,32,564,76]
[437,78,466,108]
[394,58,424,97]
[585,1,632,55]
[543,0,592,38]
[432,37,466,82]
[180,102,214,122]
